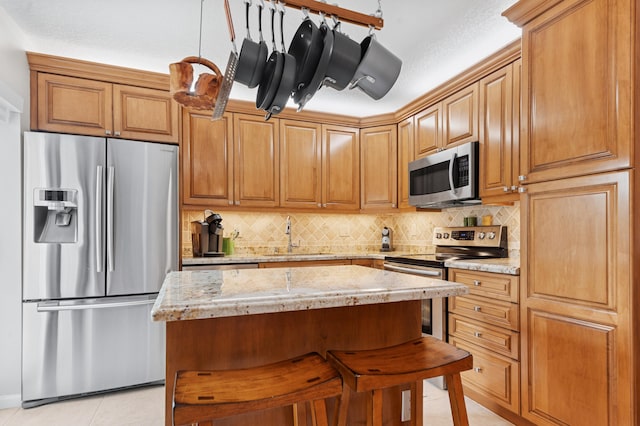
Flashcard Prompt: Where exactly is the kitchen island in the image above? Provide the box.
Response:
[152,265,469,425]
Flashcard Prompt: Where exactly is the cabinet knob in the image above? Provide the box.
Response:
[473,280,481,286]
[114,131,121,137]
[235,201,240,205]
[503,186,510,192]
[473,367,483,373]
[474,331,482,338]
[518,175,527,182]
[105,130,112,136]
[473,306,482,312]
[317,203,322,208]
[322,203,327,208]
[511,185,518,192]
[518,187,527,193]
[228,200,233,205]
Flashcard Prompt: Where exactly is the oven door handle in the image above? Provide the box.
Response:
[384,264,442,277]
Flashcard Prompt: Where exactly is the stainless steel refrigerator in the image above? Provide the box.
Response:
[22,131,178,407]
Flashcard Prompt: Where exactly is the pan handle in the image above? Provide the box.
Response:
[224,0,237,52]
[244,0,252,40]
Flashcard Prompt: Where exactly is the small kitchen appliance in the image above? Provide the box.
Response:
[380,226,393,252]
[191,212,224,257]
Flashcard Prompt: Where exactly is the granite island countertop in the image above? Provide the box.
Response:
[151,265,469,322]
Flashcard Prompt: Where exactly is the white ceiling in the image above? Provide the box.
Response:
[0,0,521,117]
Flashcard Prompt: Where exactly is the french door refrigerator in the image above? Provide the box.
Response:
[22,131,178,407]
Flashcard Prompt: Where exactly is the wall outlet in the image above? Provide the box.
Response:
[401,389,411,421]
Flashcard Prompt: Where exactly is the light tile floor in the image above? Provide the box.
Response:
[0,381,513,426]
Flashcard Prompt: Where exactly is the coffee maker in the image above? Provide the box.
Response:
[191,211,224,257]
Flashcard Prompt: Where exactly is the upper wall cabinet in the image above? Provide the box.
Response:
[234,114,280,208]
[279,119,323,209]
[182,109,234,207]
[360,125,398,210]
[414,83,479,158]
[479,59,521,203]
[34,73,178,144]
[322,124,360,211]
[507,0,633,184]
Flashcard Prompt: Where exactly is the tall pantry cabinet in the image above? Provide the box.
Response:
[503,0,637,425]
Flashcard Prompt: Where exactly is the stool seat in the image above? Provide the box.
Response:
[327,336,473,426]
[173,352,343,426]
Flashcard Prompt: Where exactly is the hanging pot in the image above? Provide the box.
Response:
[323,21,360,91]
[350,34,402,100]
[261,5,296,120]
[256,5,283,110]
[169,56,221,110]
[235,0,268,88]
[288,10,323,98]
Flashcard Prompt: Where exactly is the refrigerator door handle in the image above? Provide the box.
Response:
[96,166,104,273]
[36,298,156,312]
[107,166,115,272]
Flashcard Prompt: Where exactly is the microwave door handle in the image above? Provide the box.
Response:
[449,152,458,195]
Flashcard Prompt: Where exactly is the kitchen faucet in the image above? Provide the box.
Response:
[285,216,297,253]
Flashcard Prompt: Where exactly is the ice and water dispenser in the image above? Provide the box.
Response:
[32,189,78,243]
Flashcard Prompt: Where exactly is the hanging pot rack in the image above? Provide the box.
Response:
[262,0,383,30]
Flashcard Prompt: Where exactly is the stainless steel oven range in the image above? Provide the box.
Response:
[384,225,508,339]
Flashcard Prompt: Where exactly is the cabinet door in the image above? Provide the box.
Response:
[414,103,441,158]
[113,85,179,144]
[520,170,632,426]
[36,73,113,137]
[514,0,632,184]
[279,120,322,209]
[360,125,397,210]
[397,117,414,209]
[479,64,515,201]
[182,110,233,207]
[442,83,479,149]
[321,125,360,210]
[234,114,280,208]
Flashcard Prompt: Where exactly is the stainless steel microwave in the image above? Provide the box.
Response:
[408,141,480,208]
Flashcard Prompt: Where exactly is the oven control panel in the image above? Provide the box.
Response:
[433,226,506,247]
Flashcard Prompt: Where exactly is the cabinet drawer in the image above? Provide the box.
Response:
[449,269,519,302]
[449,295,519,331]
[449,314,519,359]
[450,337,520,414]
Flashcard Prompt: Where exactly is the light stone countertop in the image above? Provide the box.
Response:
[151,265,469,322]
[181,252,388,265]
[445,257,520,275]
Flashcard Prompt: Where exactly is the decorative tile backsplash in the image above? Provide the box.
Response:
[182,203,520,258]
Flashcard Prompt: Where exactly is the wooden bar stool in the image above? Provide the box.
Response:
[172,352,344,426]
[327,336,473,426]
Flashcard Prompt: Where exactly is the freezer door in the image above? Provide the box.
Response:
[23,132,106,300]
[106,139,178,295]
[22,296,165,404]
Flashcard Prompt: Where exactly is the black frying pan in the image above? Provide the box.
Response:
[263,6,296,120]
[293,20,333,111]
[288,12,323,98]
[256,6,283,109]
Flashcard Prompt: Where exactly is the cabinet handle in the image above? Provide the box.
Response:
[473,280,481,286]
[473,306,482,312]
[511,185,518,192]
[105,130,112,136]
[518,187,527,193]
[473,367,483,373]
[518,175,526,182]
[114,131,121,137]
[474,331,482,338]
[503,186,510,193]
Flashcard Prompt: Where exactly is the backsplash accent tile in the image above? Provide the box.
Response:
[182,203,520,259]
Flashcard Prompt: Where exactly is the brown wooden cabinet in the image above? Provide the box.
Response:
[448,268,522,420]
[508,0,632,185]
[233,114,280,208]
[181,109,234,207]
[279,119,322,209]
[397,117,414,209]
[321,124,360,210]
[35,72,178,143]
[414,84,479,158]
[360,125,397,210]
[503,0,637,423]
[479,60,521,203]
